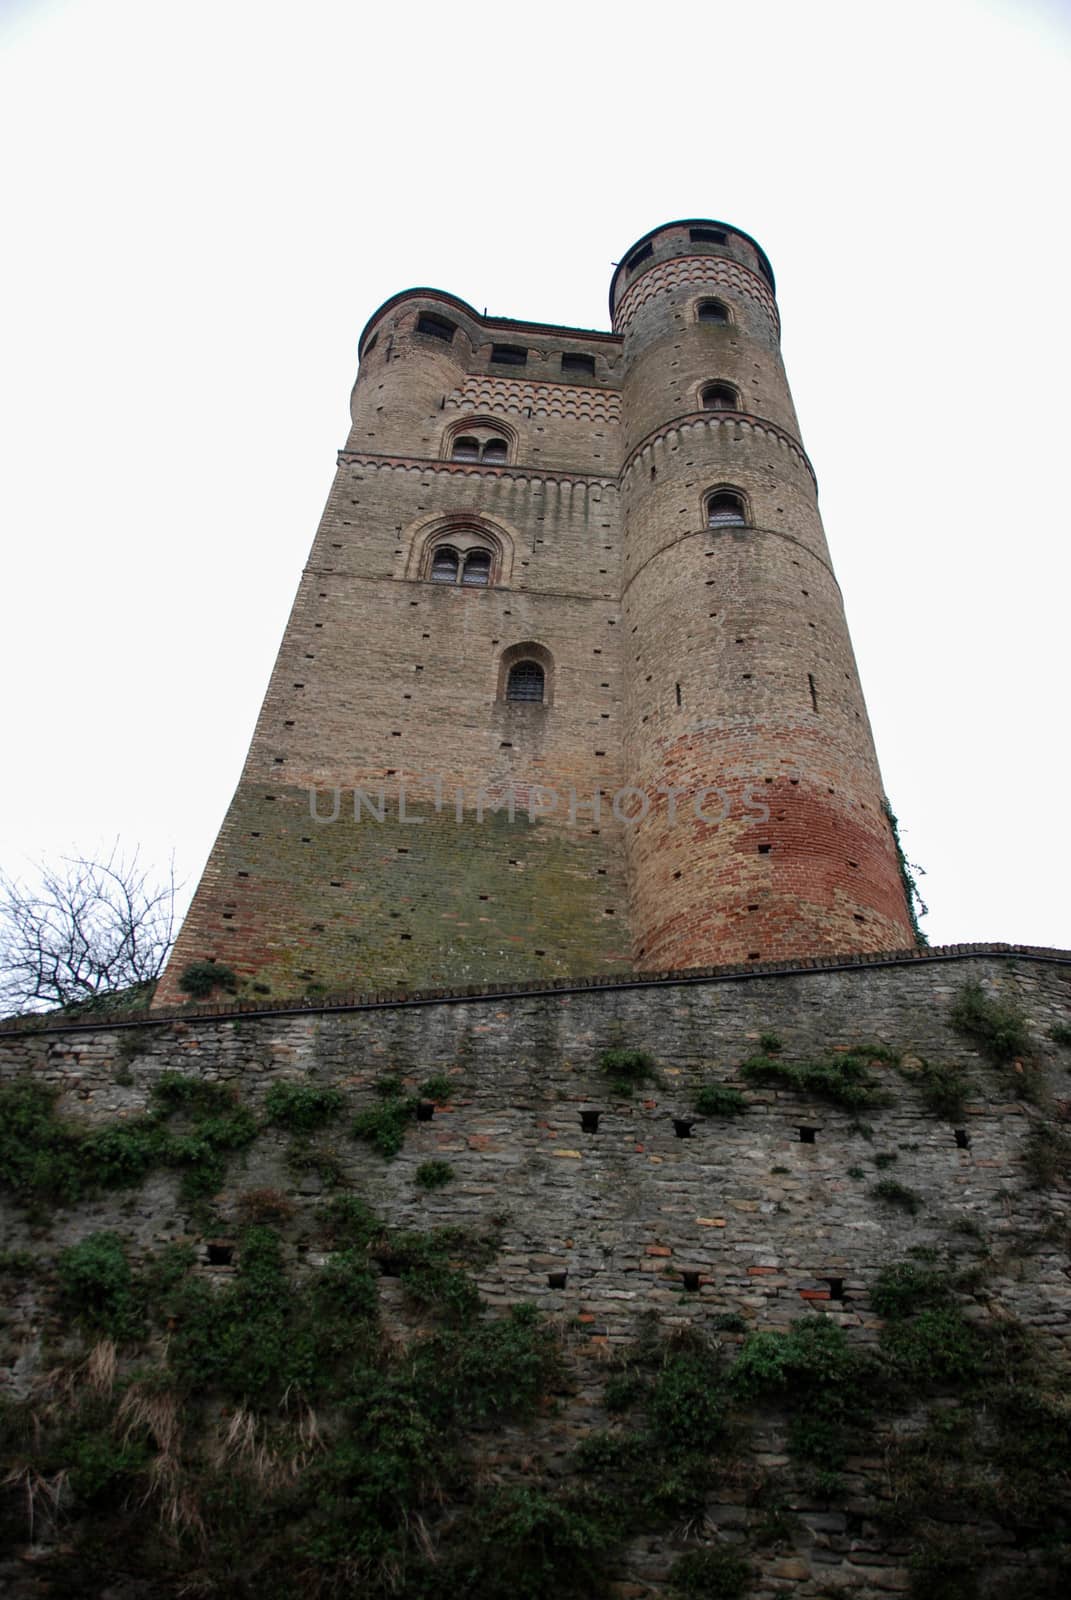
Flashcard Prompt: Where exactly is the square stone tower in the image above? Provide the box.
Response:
[156,220,914,1006]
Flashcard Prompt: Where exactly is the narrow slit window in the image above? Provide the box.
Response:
[707,491,747,527]
[461,550,492,587]
[506,660,545,703]
[701,382,739,410]
[430,547,459,583]
[808,673,819,712]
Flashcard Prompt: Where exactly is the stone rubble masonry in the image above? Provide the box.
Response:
[2,952,1070,1596]
[155,219,916,1004]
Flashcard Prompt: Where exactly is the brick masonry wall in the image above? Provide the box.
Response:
[616,223,914,967]
[158,221,916,1004]
[2,951,1070,1596]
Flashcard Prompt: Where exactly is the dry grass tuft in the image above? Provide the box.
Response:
[85,1338,118,1395]
[117,1382,204,1544]
[210,1393,325,1490]
[1,1463,69,1541]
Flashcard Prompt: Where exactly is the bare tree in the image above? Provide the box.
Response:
[0,845,179,1014]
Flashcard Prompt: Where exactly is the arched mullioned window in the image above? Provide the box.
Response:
[697,299,730,324]
[506,660,545,703]
[701,382,739,411]
[428,542,493,586]
[446,421,514,465]
[706,490,748,528]
[411,515,512,587]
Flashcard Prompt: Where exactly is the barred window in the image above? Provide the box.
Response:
[506,660,545,703]
[451,436,480,461]
[707,491,747,528]
[461,550,492,587]
[430,547,460,582]
[481,439,508,464]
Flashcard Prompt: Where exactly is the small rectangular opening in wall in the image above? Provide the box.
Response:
[207,1243,234,1266]
[954,1129,971,1149]
[758,844,772,854]
[808,673,819,712]
[690,226,727,243]
[491,344,527,366]
[681,1269,701,1292]
[799,1126,817,1143]
[416,313,455,342]
[562,352,596,378]
[626,241,654,273]
[825,1277,845,1300]
[675,682,682,706]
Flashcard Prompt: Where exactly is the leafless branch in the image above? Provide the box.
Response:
[0,843,180,1014]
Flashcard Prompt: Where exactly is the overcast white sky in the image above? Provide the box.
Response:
[1,0,1068,953]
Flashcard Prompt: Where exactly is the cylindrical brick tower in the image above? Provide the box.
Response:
[612,219,914,968]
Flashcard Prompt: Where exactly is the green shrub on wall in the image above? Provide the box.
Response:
[264,1080,344,1131]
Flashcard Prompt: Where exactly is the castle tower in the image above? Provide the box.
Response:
[611,221,912,969]
[155,221,914,1007]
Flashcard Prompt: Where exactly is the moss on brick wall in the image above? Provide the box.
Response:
[159,786,630,1003]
